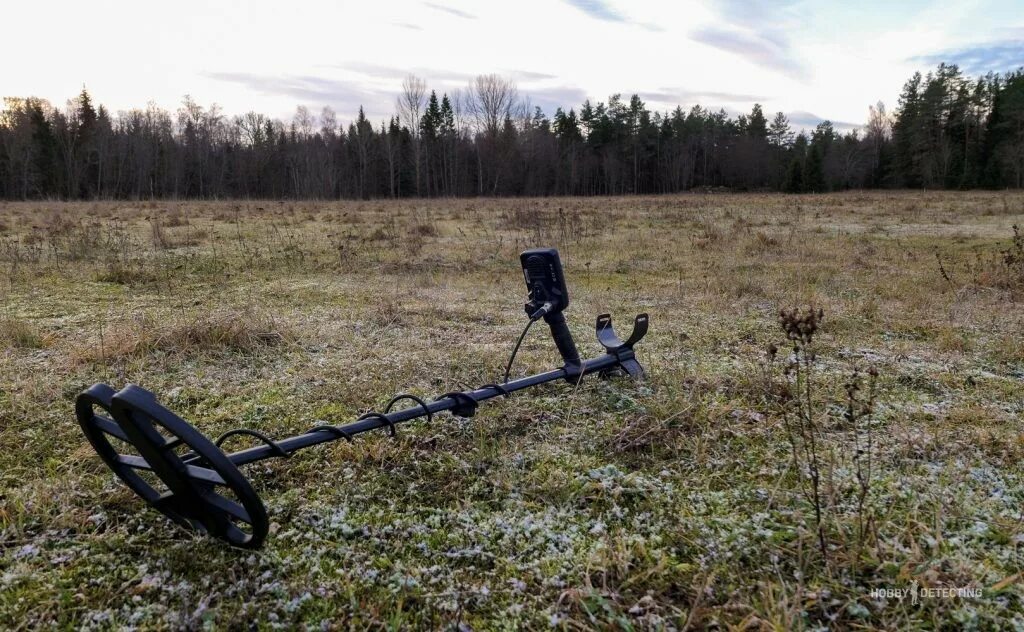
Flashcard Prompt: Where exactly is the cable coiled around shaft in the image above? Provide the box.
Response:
[217,379,515,457]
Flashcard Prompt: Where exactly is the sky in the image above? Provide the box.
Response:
[2,0,1023,132]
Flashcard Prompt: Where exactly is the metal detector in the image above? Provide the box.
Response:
[75,248,649,548]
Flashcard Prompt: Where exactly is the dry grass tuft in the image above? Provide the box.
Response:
[948,224,1024,297]
[0,316,47,348]
[410,221,439,237]
[998,224,1024,291]
[92,264,156,285]
[71,309,292,363]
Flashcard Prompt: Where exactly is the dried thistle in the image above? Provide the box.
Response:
[779,307,824,346]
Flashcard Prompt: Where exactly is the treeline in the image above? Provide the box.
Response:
[1,64,1022,200]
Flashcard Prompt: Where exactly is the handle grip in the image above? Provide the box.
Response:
[544,312,581,369]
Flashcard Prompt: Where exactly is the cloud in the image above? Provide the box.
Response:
[712,0,801,31]
[393,22,422,31]
[526,86,771,116]
[691,0,808,81]
[516,85,589,115]
[423,2,476,19]
[336,62,474,85]
[206,68,579,120]
[643,88,769,106]
[559,0,661,30]
[785,110,859,132]
[340,63,562,89]
[522,86,591,115]
[910,40,1024,75]
[562,0,625,22]
[510,70,559,82]
[691,27,807,80]
[204,72,394,120]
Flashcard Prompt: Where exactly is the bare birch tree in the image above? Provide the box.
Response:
[468,74,519,194]
[397,75,426,195]
[468,74,518,139]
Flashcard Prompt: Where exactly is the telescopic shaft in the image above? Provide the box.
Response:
[225,351,624,467]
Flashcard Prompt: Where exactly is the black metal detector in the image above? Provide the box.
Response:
[75,248,649,548]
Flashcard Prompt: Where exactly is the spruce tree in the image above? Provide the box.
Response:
[784,157,804,193]
[748,104,768,140]
[420,91,440,141]
[439,94,455,136]
[804,146,826,192]
[28,99,57,196]
[768,112,793,147]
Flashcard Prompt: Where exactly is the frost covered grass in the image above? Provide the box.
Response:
[1,191,1023,629]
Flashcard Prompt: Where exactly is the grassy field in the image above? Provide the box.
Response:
[1,192,1022,629]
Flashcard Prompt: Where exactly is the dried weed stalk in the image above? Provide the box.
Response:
[763,307,879,568]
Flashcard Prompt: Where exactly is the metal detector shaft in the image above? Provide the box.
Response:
[226,352,623,467]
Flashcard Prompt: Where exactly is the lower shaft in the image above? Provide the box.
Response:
[226,352,622,466]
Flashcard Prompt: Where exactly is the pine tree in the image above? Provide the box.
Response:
[985,70,1024,187]
[893,71,924,187]
[811,121,836,150]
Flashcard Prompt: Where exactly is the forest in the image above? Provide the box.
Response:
[1,62,1022,200]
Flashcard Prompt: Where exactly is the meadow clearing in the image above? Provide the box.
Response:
[1,191,1022,629]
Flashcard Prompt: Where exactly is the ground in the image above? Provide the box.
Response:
[0,192,1022,630]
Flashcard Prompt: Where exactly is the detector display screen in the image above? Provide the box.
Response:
[519,248,570,315]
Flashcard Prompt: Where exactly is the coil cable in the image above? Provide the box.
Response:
[207,324,528,456]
